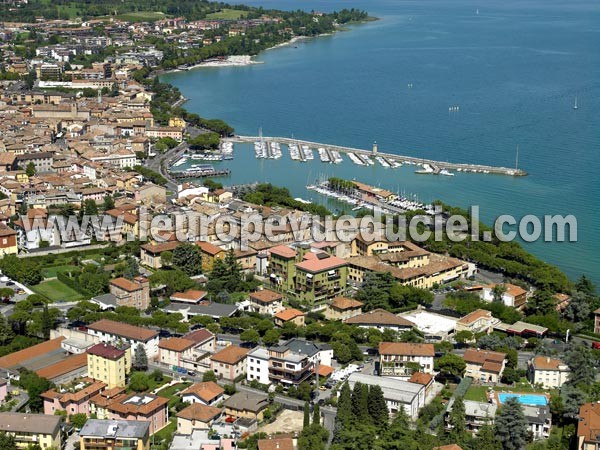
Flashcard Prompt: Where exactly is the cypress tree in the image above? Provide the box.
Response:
[448,397,466,439]
[367,384,389,427]
[495,397,529,450]
[312,403,321,425]
[351,382,369,422]
[303,401,310,428]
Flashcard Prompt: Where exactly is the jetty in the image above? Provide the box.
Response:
[169,168,231,179]
[226,135,527,177]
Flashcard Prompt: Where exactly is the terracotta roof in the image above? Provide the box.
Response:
[183,328,214,344]
[330,296,364,310]
[36,353,88,380]
[408,372,434,385]
[87,343,127,360]
[457,309,493,325]
[0,337,65,370]
[274,308,305,322]
[295,254,347,273]
[110,277,144,292]
[258,438,296,450]
[176,403,222,422]
[211,345,249,365]
[313,364,334,377]
[0,225,16,237]
[531,356,568,371]
[578,402,600,444]
[269,245,297,259]
[181,381,224,403]
[378,342,435,357]
[140,241,179,254]
[108,394,169,415]
[88,319,158,342]
[159,337,195,352]
[464,349,506,372]
[345,309,414,327]
[170,290,207,303]
[195,240,224,256]
[250,289,283,304]
[41,379,106,404]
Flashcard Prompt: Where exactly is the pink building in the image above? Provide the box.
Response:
[41,379,106,417]
[105,393,169,435]
[0,378,7,404]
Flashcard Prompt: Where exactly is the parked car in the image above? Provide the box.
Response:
[591,341,600,350]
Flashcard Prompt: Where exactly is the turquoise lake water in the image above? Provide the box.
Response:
[161,0,600,286]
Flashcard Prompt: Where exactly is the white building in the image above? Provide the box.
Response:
[378,342,435,378]
[347,373,425,419]
[480,283,527,308]
[528,356,570,389]
[246,347,271,385]
[86,319,159,358]
[399,309,457,342]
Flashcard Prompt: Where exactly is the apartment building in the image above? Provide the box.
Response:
[87,319,159,358]
[79,419,150,450]
[109,276,150,310]
[158,329,216,372]
[294,253,348,305]
[324,296,364,321]
[246,343,313,386]
[455,309,499,335]
[528,356,570,389]
[378,342,435,378]
[463,349,507,383]
[42,378,106,416]
[210,345,249,381]
[86,343,132,389]
[181,381,224,406]
[0,412,62,449]
[248,289,284,315]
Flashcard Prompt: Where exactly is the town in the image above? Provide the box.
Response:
[0,1,598,450]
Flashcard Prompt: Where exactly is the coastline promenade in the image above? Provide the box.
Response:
[226,135,528,177]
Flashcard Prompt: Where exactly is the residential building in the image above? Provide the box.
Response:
[247,342,313,386]
[0,412,62,449]
[378,342,435,378]
[109,276,150,310]
[399,309,458,342]
[223,391,269,421]
[87,319,159,358]
[157,329,216,373]
[480,283,528,309]
[268,245,297,291]
[180,381,224,406]
[344,308,414,332]
[176,403,222,434]
[455,309,499,335]
[408,372,435,397]
[346,373,425,419]
[196,241,226,271]
[79,419,150,450]
[0,378,7,403]
[294,253,348,305]
[594,308,600,335]
[170,290,208,305]
[324,296,364,321]
[528,356,570,389]
[0,225,18,255]
[16,151,54,173]
[102,393,169,434]
[577,402,600,450]
[249,289,284,315]
[86,343,132,388]
[445,398,497,435]
[210,345,249,381]
[274,308,305,327]
[42,378,106,416]
[258,438,297,450]
[463,349,506,383]
[140,241,179,269]
[523,404,552,440]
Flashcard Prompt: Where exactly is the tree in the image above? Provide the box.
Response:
[367,384,388,427]
[240,329,260,345]
[501,367,521,385]
[495,397,529,450]
[303,401,310,428]
[437,353,466,377]
[448,397,466,439]
[132,344,148,371]
[160,251,173,267]
[473,424,502,450]
[492,284,507,303]
[564,342,596,386]
[312,402,321,426]
[18,369,52,412]
[129,372,150,392]
[351,382,370,423]
[70,413,87,429]
[25,162,36,177]
[454,330,474,345]
[262,328,280,346]
[172,243,202,276]
[83,199,98,216]
[202,370,218,382]
[102,195,115,211]
[0,432,17,450]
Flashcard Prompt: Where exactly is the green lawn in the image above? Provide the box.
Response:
[41,265,79,278]
[151,417,176,444]
[110,11,166,22]
[156,382,191,399]
[206,8,246,20]
[463,385,488,402]
[31,279,83,302]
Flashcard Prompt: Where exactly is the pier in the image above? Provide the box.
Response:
[225,135,527,177]
[169,168,231,179]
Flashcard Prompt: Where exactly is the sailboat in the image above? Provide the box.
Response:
[573,96,578,110]
[476,8,479,15]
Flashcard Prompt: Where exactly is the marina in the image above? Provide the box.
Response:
[168,163,231,179]
[226,135,528,177]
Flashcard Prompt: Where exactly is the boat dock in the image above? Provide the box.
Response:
[169,168,231,179]
[226,135,527,176]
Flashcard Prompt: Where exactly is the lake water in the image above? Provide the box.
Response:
[161,0,600,286]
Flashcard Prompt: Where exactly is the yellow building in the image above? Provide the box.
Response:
[86,343,131,388]
[0,412,62,449]
[79,419,150,450]
[169,117,186,128]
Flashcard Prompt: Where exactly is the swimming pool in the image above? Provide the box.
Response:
[497,393,548,406]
